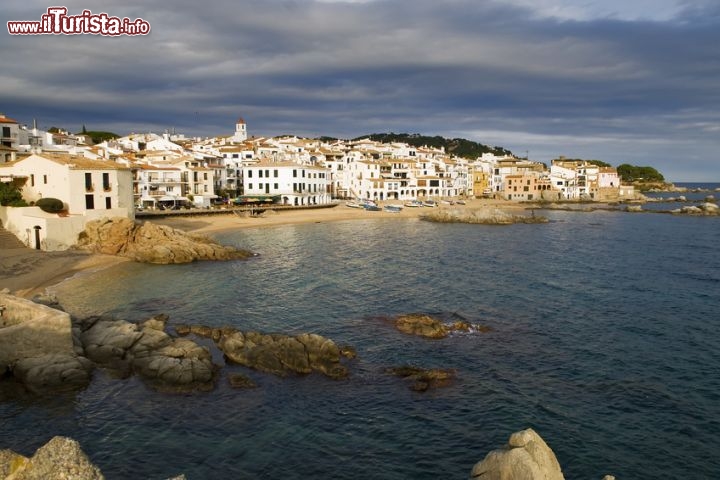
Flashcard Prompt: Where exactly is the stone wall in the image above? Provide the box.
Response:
[0,290,75,367]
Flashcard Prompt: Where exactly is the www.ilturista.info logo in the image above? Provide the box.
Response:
[7,7,150,36]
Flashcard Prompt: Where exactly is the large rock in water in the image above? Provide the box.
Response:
[469,428,564,480]
[78,314,217,392]
[212,327,350,379]
[0,436,104,479]
[77,217,253,264]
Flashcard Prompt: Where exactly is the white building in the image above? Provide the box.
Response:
[0,114,20,163]
[0,153,134,250]
[0,153,133,214]
[242,160,331,206]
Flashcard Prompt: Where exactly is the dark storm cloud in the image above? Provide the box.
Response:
[1,0,719,179]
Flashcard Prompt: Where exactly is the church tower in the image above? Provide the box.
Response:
[233,117,247,142]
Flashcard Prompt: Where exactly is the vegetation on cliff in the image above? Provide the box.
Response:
[349,132,513,158]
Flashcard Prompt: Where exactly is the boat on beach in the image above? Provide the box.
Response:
[384,204,403,213]
[404,200,423,208]
[422,200,438,207]
[346,201,362,208]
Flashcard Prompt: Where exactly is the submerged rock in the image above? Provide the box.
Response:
[394,313,491,339]
[77,217,254,264]
[385,365,456,392]
[469,428,564,480]
[420,208,548,225]
[395,314,449,338]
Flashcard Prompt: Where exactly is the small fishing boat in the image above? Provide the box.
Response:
[384,204,403,213]
[346,201,362,208]
[364,204,382,211]
[422,200,438,207]
[404,200,423,208]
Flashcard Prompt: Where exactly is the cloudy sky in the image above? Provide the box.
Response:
[3,0,719,181]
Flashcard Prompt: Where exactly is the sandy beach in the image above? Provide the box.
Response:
[151,198,524,234]
[0,198,521,298]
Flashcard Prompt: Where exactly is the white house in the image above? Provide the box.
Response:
[0,114,20,163]
[0,153,134,250]
[242,160,331,206]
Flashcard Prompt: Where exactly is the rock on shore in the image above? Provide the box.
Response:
[77,217,253,264]
[0,436,104,480]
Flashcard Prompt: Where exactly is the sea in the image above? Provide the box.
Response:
[1,183,719,479]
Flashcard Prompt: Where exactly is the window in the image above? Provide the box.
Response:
[293,169,297,178]
[30,174,35,187]
[274,183,278,190]
[248,183,253,190]
[274,169,278,178]
[102,173,110,191]
[259,170,263,178]
[248,170,253,178]
[204,172,208,180]
[43,175,47,184]
[105,197,112,209]
[85,194,94,210]
[265,170,269,178]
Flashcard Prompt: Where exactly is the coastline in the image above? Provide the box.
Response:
[0,199,520,298]
[150,198,525,234]
[0,248,129,299]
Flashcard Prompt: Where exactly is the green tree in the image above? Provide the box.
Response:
[0,182,28,206]
[617,164,665,182]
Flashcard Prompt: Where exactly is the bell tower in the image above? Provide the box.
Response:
[233,117,247,142]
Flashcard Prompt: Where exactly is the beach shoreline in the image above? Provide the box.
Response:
[0,199,523,298]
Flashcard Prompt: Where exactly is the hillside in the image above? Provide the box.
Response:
[351,133,512,159]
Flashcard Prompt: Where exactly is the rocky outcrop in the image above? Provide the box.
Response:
[176,324,354,380]
[78,314,217,392]
[394,313,491,339]
[77,217,254,264]
[670,203,719,215]
[12,353,94,393]
[385,365,456,392]
[469,428,564,480]
[1,436,104,480]
[421,208,548,225]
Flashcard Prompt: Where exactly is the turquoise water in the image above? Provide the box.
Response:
[2,209,719,479]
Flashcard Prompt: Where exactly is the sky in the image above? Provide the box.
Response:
[2,0,720,181]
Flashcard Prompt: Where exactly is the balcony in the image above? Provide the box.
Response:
[85,183,94,192]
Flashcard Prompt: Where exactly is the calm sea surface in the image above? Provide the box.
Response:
[2,194,719,479]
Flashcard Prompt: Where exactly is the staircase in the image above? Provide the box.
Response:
[0,224,27,249]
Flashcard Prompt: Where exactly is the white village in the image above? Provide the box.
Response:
[1,112,636,250]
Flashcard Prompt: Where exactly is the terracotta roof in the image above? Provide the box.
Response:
[0,115,18,124]
[11,153,130,170]
[237,117,246,124]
